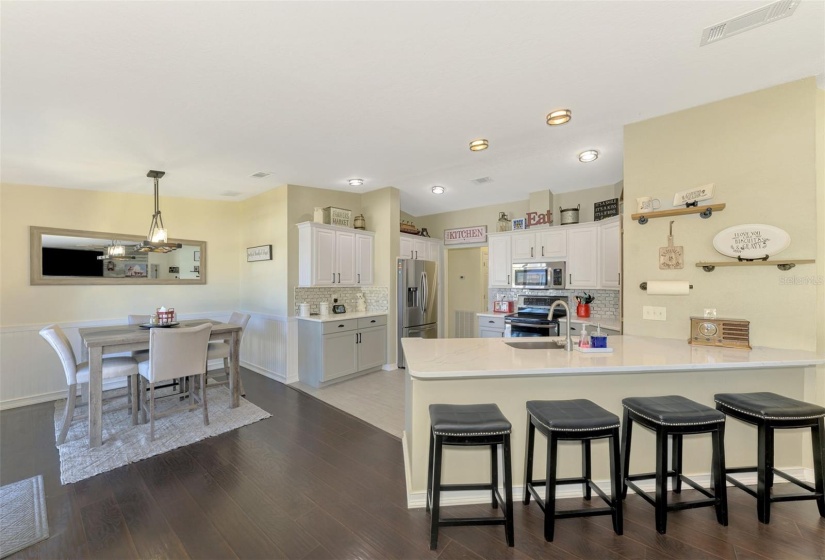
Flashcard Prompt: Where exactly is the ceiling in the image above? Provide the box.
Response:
[2,1,823,216]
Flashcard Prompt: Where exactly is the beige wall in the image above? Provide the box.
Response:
[815,87,825,407]
[0,183,241,325]
[554,181,623,223]
[416,199,530,240]
[446,248,484,337]
[623,78,820,350]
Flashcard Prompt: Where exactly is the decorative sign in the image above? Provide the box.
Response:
[247,244,273,262]
[594,198,619,221]
[511,218,526,231]
[712,224,790,260]
[673,183,714,207]
[443,225,487,245]
[526,210,553,227]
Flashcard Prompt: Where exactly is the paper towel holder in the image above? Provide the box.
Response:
[639,282,693,291]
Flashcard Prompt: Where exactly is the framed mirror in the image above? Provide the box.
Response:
[30,226,206,286]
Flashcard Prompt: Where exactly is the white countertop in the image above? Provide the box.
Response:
[401,335,824,380]
[477,312,509,318]
[295,311,387,323]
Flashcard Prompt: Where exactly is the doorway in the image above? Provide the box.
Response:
[446,247,488,338]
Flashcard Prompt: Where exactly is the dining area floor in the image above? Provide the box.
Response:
[2,369,824,559]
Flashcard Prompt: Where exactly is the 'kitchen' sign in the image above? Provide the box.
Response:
[443,225,488,245]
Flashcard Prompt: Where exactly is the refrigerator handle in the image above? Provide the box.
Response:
[421,272,427,313]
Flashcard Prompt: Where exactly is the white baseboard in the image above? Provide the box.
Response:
[242,360,286,384]
[405,467,813,509]
[0,378,128,411]
[382,363,397,371]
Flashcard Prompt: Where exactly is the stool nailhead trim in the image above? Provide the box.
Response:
[530,415,620,433]
[623,405,725,427]
[433,430,511,436]
[714,400,825,421]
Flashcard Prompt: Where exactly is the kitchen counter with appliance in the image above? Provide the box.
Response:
[295,311,387,323]
[400,334,824,508]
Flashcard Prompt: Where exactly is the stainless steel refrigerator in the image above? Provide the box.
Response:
[397,259,438,368]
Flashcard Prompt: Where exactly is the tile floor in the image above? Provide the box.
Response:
[291,369,406,438]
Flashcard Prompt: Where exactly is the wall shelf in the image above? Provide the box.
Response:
[631,203,726,224]
[696,259,814,272]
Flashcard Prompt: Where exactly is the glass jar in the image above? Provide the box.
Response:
[497,212,510,232]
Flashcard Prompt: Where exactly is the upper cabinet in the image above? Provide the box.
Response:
[598,218,621,289]
[511,230,567,262]
[488,234,512,288]
[566,225,599,289]
[399,233,441,262]
[297,222,374,287]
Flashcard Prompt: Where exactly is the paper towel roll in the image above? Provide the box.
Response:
[644,280,691,295]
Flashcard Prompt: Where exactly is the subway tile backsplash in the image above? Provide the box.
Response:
[294,286,389,315]
[489,288,620,322]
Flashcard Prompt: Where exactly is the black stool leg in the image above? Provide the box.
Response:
[544,432,558,542]
[426,429,435,513]
[502,434,514,547]
[712,421,728,526]
[582,440,592,500]
[812,418,825,517]
[429,434,443,550]
[523,415,535,505]
[672,434,683,493]
[621,408,632,499]
[757,423,773,524]
[655,426,669,534]
[609,427,623,535]
[491,443,499,509]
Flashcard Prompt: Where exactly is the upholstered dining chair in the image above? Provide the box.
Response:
[39,324,139,445]
[127,314,151,363]
[206,312,250,396]
[138,323,212,440]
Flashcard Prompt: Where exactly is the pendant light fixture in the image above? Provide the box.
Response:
[137,170,182,253]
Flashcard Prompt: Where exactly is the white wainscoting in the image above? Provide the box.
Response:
[0,311,294,410]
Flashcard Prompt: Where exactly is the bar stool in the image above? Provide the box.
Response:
[621,395,728,534]
[426,403,514,550]
[523,399,623,542]
[714,392,825,523]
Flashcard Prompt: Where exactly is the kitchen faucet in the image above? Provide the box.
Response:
[548,300,573,352]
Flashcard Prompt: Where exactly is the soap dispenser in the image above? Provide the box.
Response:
[579,324,591,348]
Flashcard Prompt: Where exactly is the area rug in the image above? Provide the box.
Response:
[54,385,270,484]
[0,475,49,558]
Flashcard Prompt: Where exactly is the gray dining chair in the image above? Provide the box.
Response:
[138,323,212,440]
[39,324,140,444]
[127,314,151,363]
[206,312,250,396]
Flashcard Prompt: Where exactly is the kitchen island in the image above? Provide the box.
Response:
[401,335,824,508]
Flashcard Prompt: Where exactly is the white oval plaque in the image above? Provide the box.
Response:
[712,224,790,259]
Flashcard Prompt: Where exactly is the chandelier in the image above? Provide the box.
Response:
[137,170,182,253]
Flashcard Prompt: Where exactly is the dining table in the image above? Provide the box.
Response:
[78,319,242,448]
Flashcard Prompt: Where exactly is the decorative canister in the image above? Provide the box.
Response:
[313,207,325,223]
[353,214,366,230]
[298,303,310,317]
[559,204,580,225]
[319,301,330,315]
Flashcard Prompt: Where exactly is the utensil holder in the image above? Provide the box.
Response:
[576,303,590,318]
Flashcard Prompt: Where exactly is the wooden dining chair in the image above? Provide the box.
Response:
[206,312,250,396]
[39,324,140,444]
[127,314,151,363]
[138,323,212,440]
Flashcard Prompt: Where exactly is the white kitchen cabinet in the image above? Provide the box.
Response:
[297,315,388,387]
[566,225,599,289]
[512,230,567,261]
[487,233,512,288]
[399,232,441,262]
[477,314,506,337]
[297,222,375,287]
[427,241,441,263]
[597,217,620,289]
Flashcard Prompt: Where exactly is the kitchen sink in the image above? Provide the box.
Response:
[504,340,566,350]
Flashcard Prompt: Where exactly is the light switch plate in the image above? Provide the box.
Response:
[704,308,717,319]
[643,306,667,321]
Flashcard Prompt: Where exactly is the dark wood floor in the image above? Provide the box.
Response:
[2,370,823,559]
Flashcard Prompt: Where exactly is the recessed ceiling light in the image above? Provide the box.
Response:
[469,139,489,151]
[432,186,445,194]
[578,150,599,163]
[348,178,364,186]
[250,171,272,178]
[546,109,572,126]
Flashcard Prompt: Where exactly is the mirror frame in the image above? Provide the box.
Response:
[30,226,207,286]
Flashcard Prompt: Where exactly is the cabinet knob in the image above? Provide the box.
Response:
[488,320,494,324]
[370,319,376,323]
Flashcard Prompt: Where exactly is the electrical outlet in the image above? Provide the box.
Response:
[332,293,339,303]
[643,306,667,321]
[704,308,717,319]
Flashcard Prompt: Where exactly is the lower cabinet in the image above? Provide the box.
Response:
[477,314,506,337]
[298,316,387,387]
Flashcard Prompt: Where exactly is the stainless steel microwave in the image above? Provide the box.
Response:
[512,262,566,289]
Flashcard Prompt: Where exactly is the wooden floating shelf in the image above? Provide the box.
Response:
[696,259,815,272]
[631,203,726,224]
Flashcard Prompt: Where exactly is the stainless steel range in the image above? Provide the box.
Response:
[505,295,568,337]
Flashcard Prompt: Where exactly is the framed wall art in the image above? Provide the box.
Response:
[247,244,272,262]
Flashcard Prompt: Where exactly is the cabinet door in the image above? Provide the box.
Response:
[357,326,386,371]
[335,231,356,285]
[426,240,441,263]
[537,230,567,259]
[511,232,536,261]
[313,227,336,286]
[598,220,621,289]
[567,226,599,289]
[478,327,504,338]
[399,237,414,260]
[488,235,512,287]
[355,233,374,286]
[412,238,428,260]
[322,331,358,381]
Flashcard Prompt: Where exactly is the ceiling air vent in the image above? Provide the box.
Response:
[700,0,798,46]
[250,171,271,178]
[220,191,242,197]
[471,176,494,184]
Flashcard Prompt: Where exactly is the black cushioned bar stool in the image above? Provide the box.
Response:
[621,395,728,534]
[427,403,514,550]
[523,399,623,542]
[714,392,825,524]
